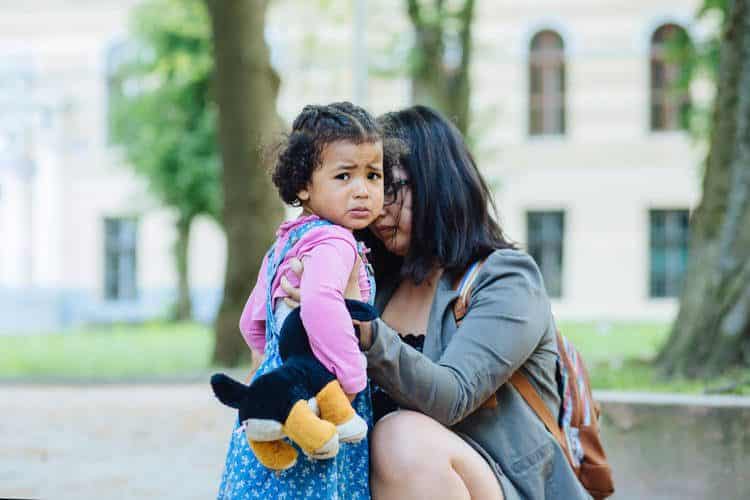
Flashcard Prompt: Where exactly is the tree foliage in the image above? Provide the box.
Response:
[404,0,475,134]
[674,0,730,138]
[111,0,220,319]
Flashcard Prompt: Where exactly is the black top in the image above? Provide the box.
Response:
[371,334,426,422]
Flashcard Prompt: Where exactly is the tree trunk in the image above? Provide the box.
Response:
[174,214,193,321]
[206,0,283,366]
[657,0,750,378]
[407,0,475,135]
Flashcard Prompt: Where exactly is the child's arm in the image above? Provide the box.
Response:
[239,256,270,355]
[299,238,367,395]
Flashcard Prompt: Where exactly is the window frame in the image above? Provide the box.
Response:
[103,216,138,301]
[648,209,690,299]
[528,30,566,137]
[649,24,692,132]
[526,210,566,298]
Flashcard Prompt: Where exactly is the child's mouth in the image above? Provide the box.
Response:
[348,208,371,218]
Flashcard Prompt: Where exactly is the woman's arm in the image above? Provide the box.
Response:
[366,252,551,427]
[280,251,550,425]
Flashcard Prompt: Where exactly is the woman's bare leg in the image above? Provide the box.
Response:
[370,410,504,500]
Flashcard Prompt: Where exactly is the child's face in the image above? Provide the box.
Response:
[298,140,384,231]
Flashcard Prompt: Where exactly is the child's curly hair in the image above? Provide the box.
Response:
[272,102,397,206]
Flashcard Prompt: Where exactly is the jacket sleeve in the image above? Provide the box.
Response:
[364,251,551,426]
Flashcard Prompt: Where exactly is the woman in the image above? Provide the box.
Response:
[283,105,590,499]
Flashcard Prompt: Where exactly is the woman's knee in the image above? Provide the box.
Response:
[371,411,433,479]
[371,411,504,499]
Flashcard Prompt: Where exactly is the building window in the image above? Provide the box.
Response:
[104,217,138,300]
[527,211,565,298]
[529,30,566,136]
[649,210,690,298]
[650,24,692,131]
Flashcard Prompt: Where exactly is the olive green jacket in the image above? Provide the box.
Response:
[365,249,591,500]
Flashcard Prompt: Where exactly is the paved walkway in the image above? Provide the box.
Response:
[1,384,233,499]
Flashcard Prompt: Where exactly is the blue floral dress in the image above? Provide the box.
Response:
[217,219,374,499]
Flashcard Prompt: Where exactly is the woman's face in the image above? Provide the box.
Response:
[371,166,412,256]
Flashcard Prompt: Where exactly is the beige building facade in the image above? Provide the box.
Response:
[472,1,706,320]
[0,0,705,332]
[0,1,226,331]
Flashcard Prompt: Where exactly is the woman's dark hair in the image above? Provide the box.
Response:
[272,101,391,206]
[359,105,516,284]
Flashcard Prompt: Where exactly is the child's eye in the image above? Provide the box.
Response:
[368,172,382,180]
[336,173,350,180]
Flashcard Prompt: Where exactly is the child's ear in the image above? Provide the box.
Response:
[210,373,247,409]
[297,188,310,202]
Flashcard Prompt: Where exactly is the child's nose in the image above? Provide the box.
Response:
[352,178,368,197]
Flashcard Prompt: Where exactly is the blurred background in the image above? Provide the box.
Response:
[1,0,748,499]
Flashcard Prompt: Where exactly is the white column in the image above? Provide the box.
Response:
[19,161,35,287]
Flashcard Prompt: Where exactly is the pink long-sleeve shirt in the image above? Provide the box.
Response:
[239,214,372,394]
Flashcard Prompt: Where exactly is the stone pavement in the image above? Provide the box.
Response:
[5,384,749,499]
[1,384,233,499]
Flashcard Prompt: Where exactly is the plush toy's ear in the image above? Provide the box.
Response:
[210,373,247,409]
[344,299,379,322]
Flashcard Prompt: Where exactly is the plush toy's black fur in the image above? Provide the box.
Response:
[211,299,378,424]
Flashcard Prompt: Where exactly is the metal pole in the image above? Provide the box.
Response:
[353,0,368,105]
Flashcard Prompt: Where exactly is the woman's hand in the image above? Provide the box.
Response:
[280,258,303,308]
[280,256,372,350]
[356,320,373,351]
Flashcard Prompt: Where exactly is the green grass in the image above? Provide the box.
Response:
[561,321,750,394]
[1,320,747,393]
[0,321,249,380]
[560,321,668,365]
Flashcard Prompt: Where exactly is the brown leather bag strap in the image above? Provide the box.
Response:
[510,372,577,468]
[454,260,575,466]
[509,372,566,447]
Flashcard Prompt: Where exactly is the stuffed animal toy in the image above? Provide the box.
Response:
[211,299,378,471]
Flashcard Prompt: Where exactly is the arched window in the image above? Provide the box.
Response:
[529,30,565,136]
[650,24,691,131]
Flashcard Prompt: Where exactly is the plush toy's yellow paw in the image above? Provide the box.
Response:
[282,399,339,458]
[316,380,367,443]
[248,439,298,471]
[316,381,355,425]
